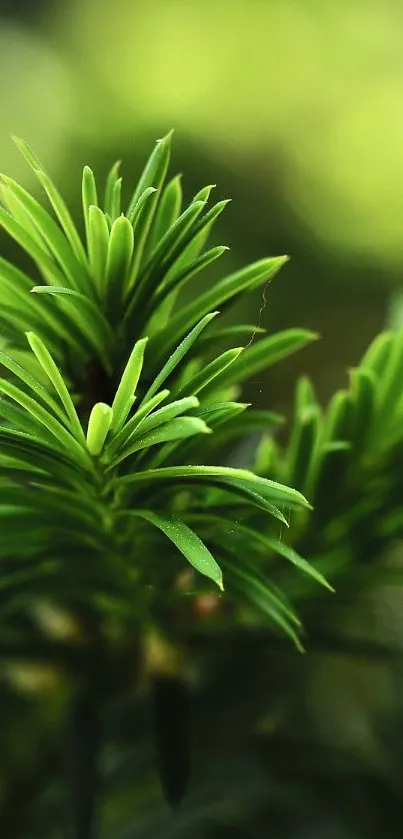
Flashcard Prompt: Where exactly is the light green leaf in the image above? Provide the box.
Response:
[0,206,66,284]
[124,187,158,292]
[103,160,121,218]
[127,131,173,220]
[106,214,134,308]
[86,402,113,456]
[110,178,122,220]
[37,166,88,265]
[82,165,98,237]
[161,197,229,283]
[114,464,309,509]
[129,395,198,435]
[125,200,229,333]
[130,186,157,230]
[189,184,214,203]
[0,347,65,421]
[134,199,206,299]
[360,331,394,377]
[107,389,170,456]
[110,416,210,466]
[148,174,183,252]
[87,205,110,295]
[0,378,91,468]
[197,401,248,428]
[12,135,88,266]
[126,131,173,283]
[11,135,45,171]
[25,332,84,442]
[111,338,148,432]
[0,254,32,289]
[219,474,307,511]
[0,178,45,245]
[8,346,62,388]
[1,175,91,295]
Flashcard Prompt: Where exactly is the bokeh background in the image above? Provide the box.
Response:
[2,1,403,837]
[3,0,403,407]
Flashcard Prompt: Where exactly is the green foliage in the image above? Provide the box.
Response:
[0,132,321,659]
[251,326,403,609]
[1,132,403,839]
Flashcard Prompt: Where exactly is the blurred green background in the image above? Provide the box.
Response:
[2,1,403,837]
[2,0,402,409]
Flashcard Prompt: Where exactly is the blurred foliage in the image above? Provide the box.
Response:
[3,0,403,264]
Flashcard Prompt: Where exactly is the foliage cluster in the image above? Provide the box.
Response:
[1,134,402,837]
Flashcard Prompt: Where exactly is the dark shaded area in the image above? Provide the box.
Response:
[0,3,402,839]
[153,677,191,809]
[0,0,48,25]
[66,687,100,839]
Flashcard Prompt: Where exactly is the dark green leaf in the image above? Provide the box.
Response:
[128,509,223,589]
[221,556,303,650]
[141,312,218,403]
[30,286,114,370]
[175,347,244,398]
[148,257,288,367]
[205,329,318,393]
